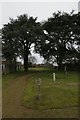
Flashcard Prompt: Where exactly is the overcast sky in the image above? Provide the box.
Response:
[1,2,78,27]
[0,1,79,63]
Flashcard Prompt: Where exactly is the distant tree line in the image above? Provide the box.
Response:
[2,11,80,72]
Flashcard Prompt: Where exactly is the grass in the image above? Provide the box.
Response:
[23,68,79,111]
[2,67,79,118]
[2,71,27,88]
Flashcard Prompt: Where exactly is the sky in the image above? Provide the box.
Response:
[1,2,78,27]
[0,1,79,64]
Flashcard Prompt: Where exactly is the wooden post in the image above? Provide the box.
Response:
[64,65,67,75]
[53,73,56,82]
[36,78,41,100]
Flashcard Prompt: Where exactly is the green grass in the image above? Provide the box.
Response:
[2,67,79,117]
[2,71,27,88]
[23,68,79,111]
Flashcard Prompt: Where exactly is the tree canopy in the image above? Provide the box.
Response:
[35,11,80,70]
[2,12,80,72]
[2,14,43,71]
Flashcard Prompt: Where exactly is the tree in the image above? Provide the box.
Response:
[2,14,42,71]
[37,11,79,70]
[72,13,80,64]
[2,21,20,72]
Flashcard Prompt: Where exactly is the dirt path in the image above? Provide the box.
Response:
[3,74,33,118]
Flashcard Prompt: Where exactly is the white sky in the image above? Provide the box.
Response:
[1,2,78,27]
[0,1,79,63]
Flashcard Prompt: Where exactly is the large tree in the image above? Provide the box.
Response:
[72,13,80,64]
[2,14,43,71]
[36,11,79,70]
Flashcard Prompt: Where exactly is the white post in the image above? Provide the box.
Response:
[65,66,66,72]
[53,73,56,82]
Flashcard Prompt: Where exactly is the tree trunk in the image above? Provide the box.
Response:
[58,57,63,70]
[56,55,63,70]
[13,57,17,72]
[24,54,28,71]
[24,45,29,71]
[23,42,30,71]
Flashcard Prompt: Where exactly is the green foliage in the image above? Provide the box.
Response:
[2,12,80,72]
[36,11,80,69]
[2,14,42,71]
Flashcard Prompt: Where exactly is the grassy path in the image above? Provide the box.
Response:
[3,74,34,118]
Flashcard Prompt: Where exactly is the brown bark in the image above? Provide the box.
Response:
[24,54,28,71]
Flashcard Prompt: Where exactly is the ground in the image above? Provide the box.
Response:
[2,67,79,118]
[0,72,2,119]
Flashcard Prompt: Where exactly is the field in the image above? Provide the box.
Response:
[2,67,79,118]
